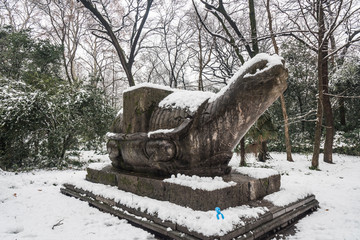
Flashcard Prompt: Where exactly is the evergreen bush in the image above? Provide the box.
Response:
[0,28,115,170]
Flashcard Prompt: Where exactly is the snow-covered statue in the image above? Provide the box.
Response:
[106,54,288,177]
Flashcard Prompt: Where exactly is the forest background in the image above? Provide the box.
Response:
[0,0,359,171]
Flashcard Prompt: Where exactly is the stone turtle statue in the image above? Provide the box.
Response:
[107,53,288,177]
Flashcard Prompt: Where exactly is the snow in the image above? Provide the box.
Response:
[243,53,283,78]
[123,83,174,93]
[163,173,237,191]
[232,165,311,208]
[1,151,360,239]
[159,90,215,113]
[147,128,175,137]
[0,170,155,240]
[121,54,282,114]
[123,82,215,113]
[105,132,123,139]
[64,173,266,237]
[229,152,360,239]
[232,166,279,179]
[264,187,313,207]
[209,53,284,103]
[88,160,111,171]
[116,108,123,117]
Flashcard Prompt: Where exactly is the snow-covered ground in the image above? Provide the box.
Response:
[229,153,360,240]
[0,152,156,240]
[1,151,359,240]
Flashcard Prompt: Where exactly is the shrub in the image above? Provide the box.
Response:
[0,78,115,170]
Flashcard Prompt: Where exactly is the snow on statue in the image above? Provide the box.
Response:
[106,53,288,177]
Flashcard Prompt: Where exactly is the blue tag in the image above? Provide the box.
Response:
[215,207,224,220]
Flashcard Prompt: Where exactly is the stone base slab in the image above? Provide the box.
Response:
[61,183,319,240]
[86,165,281,211]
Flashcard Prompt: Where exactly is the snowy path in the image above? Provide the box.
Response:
[1,152,359,240]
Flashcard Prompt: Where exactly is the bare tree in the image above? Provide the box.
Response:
[0,0,39,31]
[80,33,126,108]
[156,2,196,88]
[187,7,214,91]
[277,0,360,168]
[34,0,88,85]
[265,0,293,162]
[78,0,154,87]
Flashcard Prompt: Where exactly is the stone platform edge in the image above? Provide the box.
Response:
[85,165,281,211]
[61,183,319,240]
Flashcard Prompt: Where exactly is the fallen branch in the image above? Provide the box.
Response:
[52,219,64,230]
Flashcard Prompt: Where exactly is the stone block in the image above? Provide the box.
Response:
[86,167,117,186]
[267,174,281,194]
[122,87,172,133]
[134,175,166,200]
[248,174,281,201]
[86,165,281,211]
[61,183,319,240]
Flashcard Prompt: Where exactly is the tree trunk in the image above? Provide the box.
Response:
[280,94,293,161]
[248,0,258,55]
[297,95,305,132]
[79,0,136,86]
[266,0,293,162]
[258,141,269,162]
[323,75,334,163]
[319,6,333,164]
[339,96,346,126]
[60,134,72,160]
[240,137,246,166]
[312,0,326,169]
[197,25,204,91]
[312,84,323,169]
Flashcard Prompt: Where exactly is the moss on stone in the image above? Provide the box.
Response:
[118,176,132,186]
[137,180,154,193]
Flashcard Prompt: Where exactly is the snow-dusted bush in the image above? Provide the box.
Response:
[0,78,114,170]
[0,78,49,169]
[0,28,115,170]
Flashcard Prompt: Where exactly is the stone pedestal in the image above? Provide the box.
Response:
[61,183,318,240]
[61,165,319,239]
[86,165,280,211]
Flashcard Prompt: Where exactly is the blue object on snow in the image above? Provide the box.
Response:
[215,207,224,220]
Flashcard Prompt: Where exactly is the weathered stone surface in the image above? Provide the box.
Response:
[86,165,281,211]
[107,55,288,177]
[122,87,172,134]
[86,167,117,186]
[248,174,281,201]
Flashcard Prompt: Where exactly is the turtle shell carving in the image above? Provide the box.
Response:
[106,53,288,177]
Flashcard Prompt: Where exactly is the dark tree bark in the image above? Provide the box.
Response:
[322,36,334,164]
[297,95,305,132]
[248,0,259,54]
[60,134,73,159]
[258,141,269,162]
[248,0,269,161]
[266,0,293,162]
[312,0,326,169]
[78,0,154,87]
[240,137,246,166]
[339,96,346,126]
[311,0,334,165]
[277,0,360,168]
